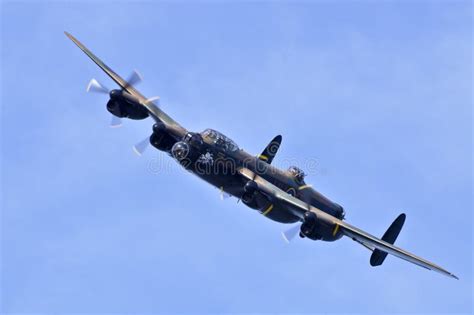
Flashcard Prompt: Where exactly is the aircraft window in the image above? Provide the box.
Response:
[201,128,239,152]
[288,166,306,184]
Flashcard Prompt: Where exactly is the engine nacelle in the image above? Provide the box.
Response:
[241,180,258,204]
[300,211,322,240]
[150,123,176,152]
[241,181,276,214]
[107,99,148,120]
[106,90,148,120]
[244,180,258,194]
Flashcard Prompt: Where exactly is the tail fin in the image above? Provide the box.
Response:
[258,135,282,164]
[370,213,406,266]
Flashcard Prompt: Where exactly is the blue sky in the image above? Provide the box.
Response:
[1,1,472,313]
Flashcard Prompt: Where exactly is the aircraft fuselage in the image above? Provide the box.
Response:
[162,128,345,241]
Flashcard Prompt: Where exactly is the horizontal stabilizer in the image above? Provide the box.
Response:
[370,213,406,266]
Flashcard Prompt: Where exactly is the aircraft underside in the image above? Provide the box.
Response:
[65,31,458,279]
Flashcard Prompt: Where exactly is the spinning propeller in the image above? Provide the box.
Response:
[86,70,161,155]
[281,224,301,243]
[220,187,232,200]
[132,136,150,156]
[85,70,144,128]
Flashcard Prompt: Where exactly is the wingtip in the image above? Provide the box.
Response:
[64,31,81,47]
[64,31,78,44]
[440,270,459,280]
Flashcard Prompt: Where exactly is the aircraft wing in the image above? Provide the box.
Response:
[337,220,458,279]
[238,167,458,279]
[65,32,186,137]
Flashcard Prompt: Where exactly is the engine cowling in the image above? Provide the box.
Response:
[107,99,149,120]
[300,212,322,240]
[106,89,148,120]
[149,123,176,152]
[240,181,276,214]
[241,180,258,204]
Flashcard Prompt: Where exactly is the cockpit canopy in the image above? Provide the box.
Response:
[288,166,306,184]
[201,128,239,152]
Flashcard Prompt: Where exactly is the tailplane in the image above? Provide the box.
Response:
[370,213,406,266]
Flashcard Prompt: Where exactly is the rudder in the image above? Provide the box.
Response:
[370,213,406,266]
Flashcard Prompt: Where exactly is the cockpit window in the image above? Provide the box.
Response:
[201,128,239,152]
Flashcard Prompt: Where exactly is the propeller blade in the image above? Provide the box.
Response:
[110,115,122,128]
[220,187,232,200]
[123,69,143,90]
[86,78,108,94]
[281,224,301,243]
[133,137,150,156]
[145,96,161,107]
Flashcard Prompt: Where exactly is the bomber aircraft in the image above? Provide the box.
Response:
[65,32,457,279]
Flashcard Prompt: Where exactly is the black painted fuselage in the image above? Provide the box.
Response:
[154,126,345,241]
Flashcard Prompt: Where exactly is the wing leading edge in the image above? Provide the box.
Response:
[238,167,458,279]
[65,31,186,136]
[338,220,458,279]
